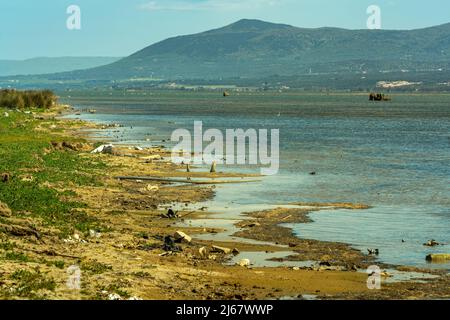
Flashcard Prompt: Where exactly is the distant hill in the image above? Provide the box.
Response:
[47,19,450,81]
[0,57,121,76]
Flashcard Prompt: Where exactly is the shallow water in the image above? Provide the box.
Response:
[62,91,450,269]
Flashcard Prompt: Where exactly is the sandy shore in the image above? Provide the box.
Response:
[0,105,448,300]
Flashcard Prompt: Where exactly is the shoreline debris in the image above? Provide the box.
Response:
[174,231,192,244]
[199,247,207,258]
[116,176,261,185]
[426,254,450,262]
[211,245,232,254]
[369,93,391,101]
[91,144,114,154]
[166,208,178,219]
[238,259,251,267]
[423,239,441,247]
[163,236,182,252]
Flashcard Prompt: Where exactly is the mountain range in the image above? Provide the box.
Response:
[46,19,450,81]
[0,57,121,77]
[1,19,449,91]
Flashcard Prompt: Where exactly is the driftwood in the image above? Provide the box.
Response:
[178,210,197,218]
[116,176,260,185]
[20,247,80,260]
[0,223,41,239]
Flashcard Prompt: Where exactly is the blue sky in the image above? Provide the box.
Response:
[1,0,449,60]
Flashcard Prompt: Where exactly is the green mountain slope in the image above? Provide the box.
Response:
[16,19,450,80]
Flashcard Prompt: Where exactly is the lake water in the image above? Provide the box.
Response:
[62,91,450,269]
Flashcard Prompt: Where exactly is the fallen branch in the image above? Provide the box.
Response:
[116,176,261,185]
[0,223,41,239]
[20,247,80,260]
[178,210,197,218]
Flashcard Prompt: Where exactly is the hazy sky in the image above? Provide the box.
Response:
[1,0,449,60]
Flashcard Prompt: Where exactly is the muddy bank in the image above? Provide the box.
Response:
[234,206,376,269]
[1,105,448,300]
[231,205,449,299]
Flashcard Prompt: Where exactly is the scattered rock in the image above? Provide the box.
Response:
[108,293,122,300]
[146,185,159,192]
[64,234,87,244]
[367,248,379,255]
[232,248,240,255]
[211,245,231,254]
[292,267,300,271]
[3,112,9,117]
[237,259,251,267]
[91,144,114,154]
[163,236,182,252]
[89,229,101,238]
[166,208,178,219]
[141,184,159,193]
[134,146,143,151]
[426,254,450,262]
[174,231,192,244]
[199,247,207,257]
[0,201,12,217]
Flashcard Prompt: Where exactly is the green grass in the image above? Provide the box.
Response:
[7,268,56,299]
[80,260,112,274]
[0,240,15,251]
[0,108,107,236]
[4,251,32,262]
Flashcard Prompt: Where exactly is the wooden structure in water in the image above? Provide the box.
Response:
[369,93,391,101]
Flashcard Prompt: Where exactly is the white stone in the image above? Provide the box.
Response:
[174,231,192,243]
[237,259,251,267]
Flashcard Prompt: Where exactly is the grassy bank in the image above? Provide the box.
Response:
[0,107,106,237]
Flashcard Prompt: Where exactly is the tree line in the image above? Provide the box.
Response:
[0,89,57,109]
